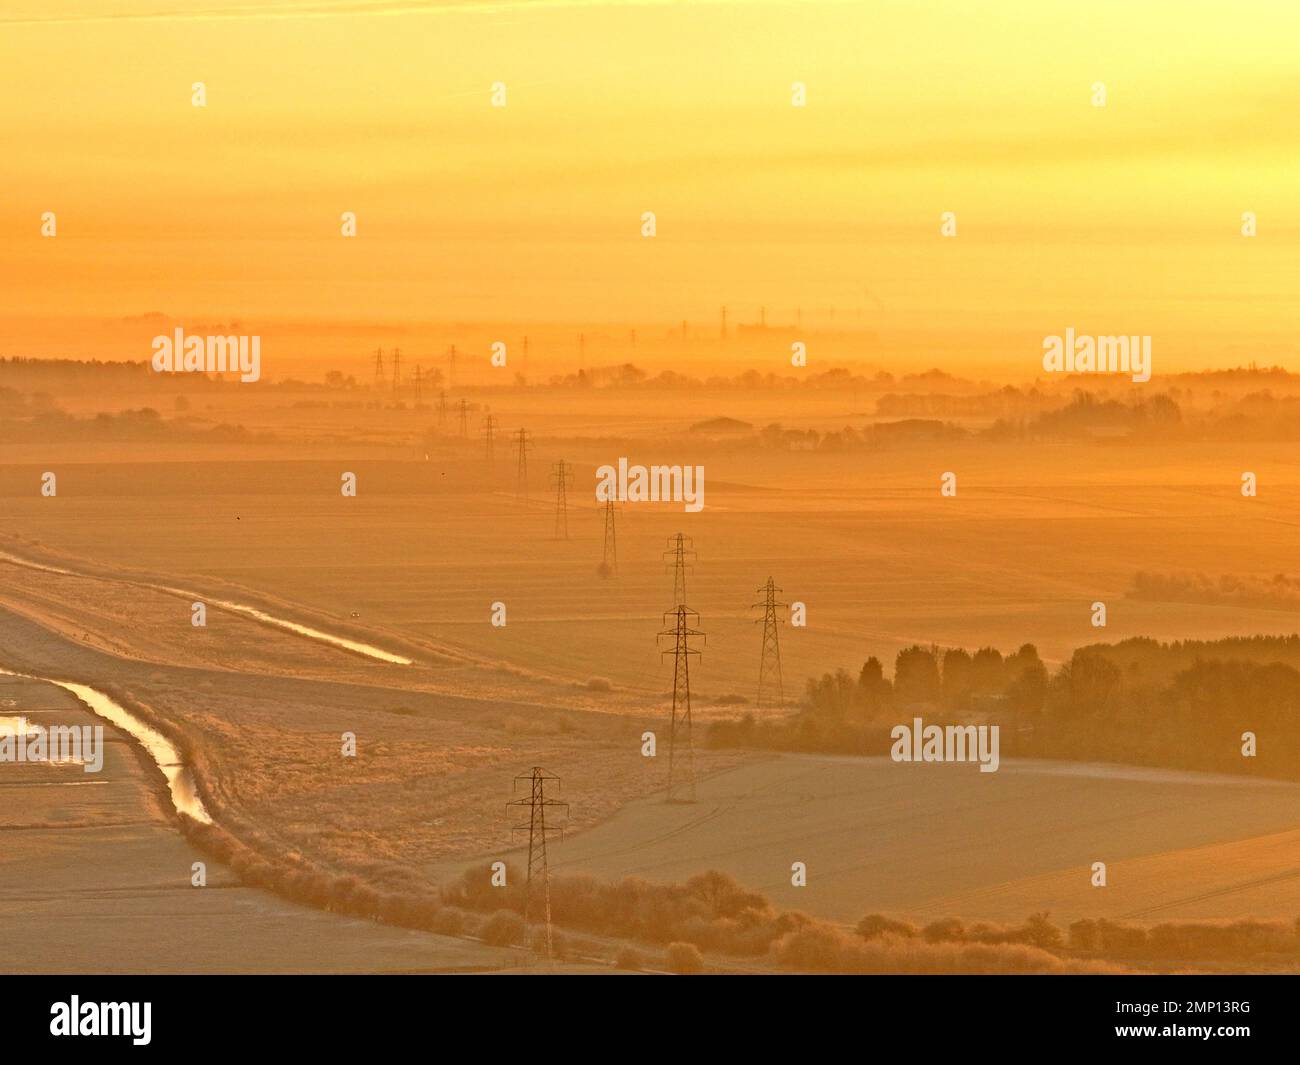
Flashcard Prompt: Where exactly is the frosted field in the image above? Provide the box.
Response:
[523,754,1300,926]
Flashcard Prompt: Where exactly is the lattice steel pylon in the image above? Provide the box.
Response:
[599,498,617,575]
[515,428,531,501]
[482,413,496,469]
[657,605,705,803]
[753,577,786,709]
[550,460,574,539]
[663,533,696,609]
[437,390,447,430]
[372,347,385,390]
[457,399,469,438]
[506,767,568,959]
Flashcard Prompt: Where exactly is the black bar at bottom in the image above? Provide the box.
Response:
[0,974,1290,1052]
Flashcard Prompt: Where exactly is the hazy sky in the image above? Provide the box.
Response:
[2,0,1298,371]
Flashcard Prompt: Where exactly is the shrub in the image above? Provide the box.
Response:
[922,918,965,943]
[856,914,919,941]
[432,908,466,937]
[481,909,526,946]
[665,942,705,975]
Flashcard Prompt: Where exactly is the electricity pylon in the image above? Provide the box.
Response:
[506,767,568,960]
[458,399,469,438]
[515,428,531,501]
[753,577,786,709]
[372,347,385,390]
[446,344,458,390]
[550,460,574,539]
[391,348,402,393]
[437,390,447,430]
[599,498,617,576]
[658,606,705,803]
[483,413,496,468]
[412,364,423,402]
[663,533,695,609]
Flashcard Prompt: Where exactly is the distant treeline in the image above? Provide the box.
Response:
[0,357,220,395]
[979,387,1300,442]
[541,364,948,391]
[711,635,1300,780]
[1131,570,1300,611]
[0,405,273,444]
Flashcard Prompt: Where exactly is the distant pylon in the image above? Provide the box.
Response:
[391,348,402,393]
[373,347,385,390]
[412,364,423,402]
[600,498,617,576]
[753,577,786,709]
[515,428,531,501]
[663,533,696,609]
[447,344,458,390]
[458,399,469,438]
[437,390,447,430]
[506,767,568,959]
[550,460,574,539]
[658,606,705,803]
[483,413,496,468]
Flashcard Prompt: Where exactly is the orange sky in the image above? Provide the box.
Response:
[2,0,1298,374]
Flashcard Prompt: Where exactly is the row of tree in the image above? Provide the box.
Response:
[711,636,1300,779]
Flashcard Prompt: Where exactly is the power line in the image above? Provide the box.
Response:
[753,577,786,710]
[515,428,531,501]
[599,498,617,576]
[483,413,496,469]
[658,605,705,803]
[663,533,695,610]
[550,460,574,539]
[506,767,568,960]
